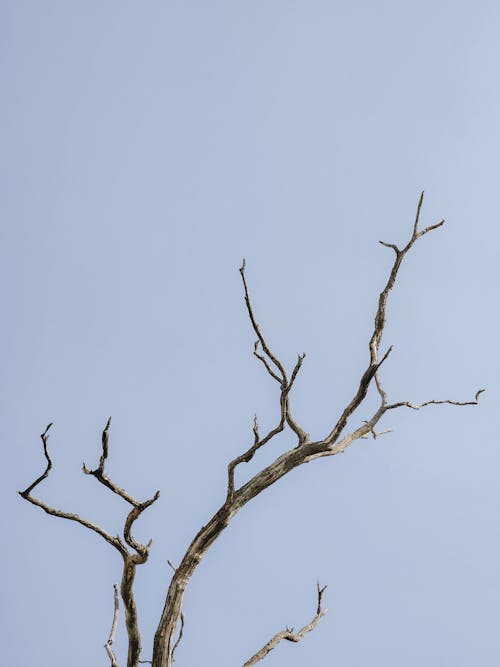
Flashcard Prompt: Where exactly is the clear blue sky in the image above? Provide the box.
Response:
[2,2,499,666]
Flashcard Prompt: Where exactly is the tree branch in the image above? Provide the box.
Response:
[19,420,161,667]
[105,584,120,667]
[322,193,445,446]
[18,424,127,556]
[242,583,327,666]
[152,196,478,667]
[82,417,142,506]
[240,261,309,444]
[83,418,160,556]
[21,196,478,667]
[170,612,185,664]
[83,419,160,667]
[240,259,288,385]
[387,390,485,411]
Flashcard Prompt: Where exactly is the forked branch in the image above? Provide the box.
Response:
[325,191,445,445]
[19,420,160,667]
[18,423,127,556]
[21,195,482,667]
[152,195,482,667]
[243,583,327,666]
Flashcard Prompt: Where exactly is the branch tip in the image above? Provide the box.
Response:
[413,191,425,234]
[378,345,393,367]
[42,422,53,438]
[379,240,399,253]
[243,581,327,666]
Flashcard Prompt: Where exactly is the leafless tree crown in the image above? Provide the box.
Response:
[20,194,482,667]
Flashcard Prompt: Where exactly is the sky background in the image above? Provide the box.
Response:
[2,1,499,666]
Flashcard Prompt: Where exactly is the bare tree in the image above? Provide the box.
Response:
[19,194,483,667]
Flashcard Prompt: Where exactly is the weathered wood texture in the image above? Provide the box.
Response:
[20,195,482,667]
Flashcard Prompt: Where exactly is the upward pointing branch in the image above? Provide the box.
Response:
[19,423,127,556]
[325,192,444,445]
[19,420,161,667]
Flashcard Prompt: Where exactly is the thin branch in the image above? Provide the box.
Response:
[387,389,485,411]
[20,422,53,496]
[225,415,283,507]
[361,421,393,440]
[283,353,310,442]
[240,259,288,385]
[379,240,399,253]
[19,424,127,556]
[170,612,185,664]
[83,417,148,507]
[412,189,425,237]
[324,345,393,446]
[324,191,444,445]
[253,341,282,384]
[374,371,388,405]
[334,386,483,455]
[163,561,185,663]
[83,418,160,555]
[241,262,309,442]
[225,270,310,506]
[242,583,327,667]
[105,584,120,667]
[286,353,306,395]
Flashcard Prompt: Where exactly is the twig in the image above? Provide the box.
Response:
[105,584,120,667]
[242,583,327,666]
[361,420,393,439]
[240,259,287,385]
[387,391,485,411]
[225,415,278,507]
[164,560,186,663]
[253,341,282,384]
[170,612,185,663]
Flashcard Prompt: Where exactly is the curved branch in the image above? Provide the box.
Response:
[152,197,474,667]
[243,583,327,666]
[124,492,160,555]
[387,390,485,411]
[19,424,127,557]
[240,259,288,385]
[105,584,120,667]
[83,417,160,510]
[224,267,310,508]
[324,192,444,445]
[170,612,185,664]
[20,421,161,667]
[83,418,160,555]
